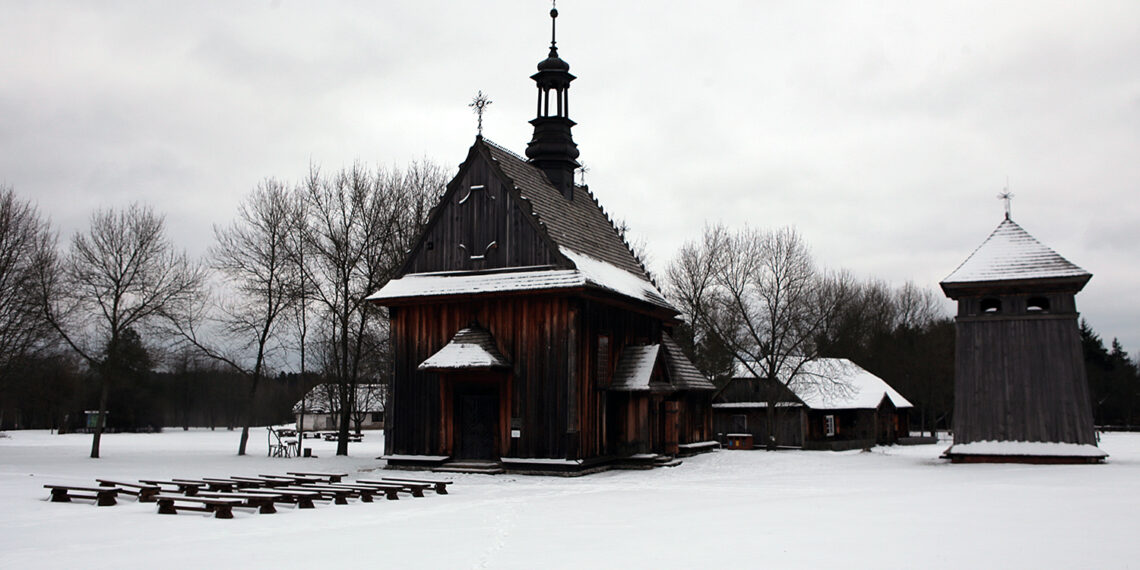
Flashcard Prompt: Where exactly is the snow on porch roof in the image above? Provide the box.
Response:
[418,326,511,371]
[942,217,1090,285]
[609,344,663,391]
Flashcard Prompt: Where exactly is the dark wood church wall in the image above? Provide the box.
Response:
[387,295,576,459]
[573,300,665,458]
[953,313,1096,445]
[406,157,555,274]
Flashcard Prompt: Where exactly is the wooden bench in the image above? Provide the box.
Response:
[140,479,205,496]
[357,479,430,498]
[175,478,238,492]
[281,485,357,505]
[287,471,348,483]
[96,479,161,502]
[155,495,243,519]
[44,484,119,506]
[228,476,291,488]
[257,474,323,485]
[381,477,452,495]
[195,492,282,514]
[244,488,319,509]
[320,433,361,442]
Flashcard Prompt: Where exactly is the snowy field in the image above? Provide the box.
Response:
[2,429,1138,569]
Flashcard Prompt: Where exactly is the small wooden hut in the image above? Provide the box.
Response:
[368,8,716,474]
[940,215,1106,463]
[712,358,913,450]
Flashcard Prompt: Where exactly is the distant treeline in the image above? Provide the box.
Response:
[0,352,315,432]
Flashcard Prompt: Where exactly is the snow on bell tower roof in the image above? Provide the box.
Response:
[942,217,1090,286]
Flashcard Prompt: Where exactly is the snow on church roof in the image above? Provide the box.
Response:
[366,248,672,311]
[942,217,1090,285]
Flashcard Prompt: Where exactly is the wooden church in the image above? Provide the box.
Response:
[369,8,716,474]
[940,209,1106,463]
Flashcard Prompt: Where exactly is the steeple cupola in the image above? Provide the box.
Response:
[525,6,580,199]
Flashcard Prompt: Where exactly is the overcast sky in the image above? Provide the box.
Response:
[3,1,1138,351]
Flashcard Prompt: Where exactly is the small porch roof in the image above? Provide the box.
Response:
[418,326,511,371]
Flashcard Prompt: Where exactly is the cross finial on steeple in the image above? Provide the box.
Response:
[997,181,1014,220]
[578,162,589,186]
[550,1,558,48]
[469,90,492,137]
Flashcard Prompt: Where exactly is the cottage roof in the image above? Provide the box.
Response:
[942,217,1090,285]
[419,326,511,371]
[729,358,912,410]
[293,384,385,414]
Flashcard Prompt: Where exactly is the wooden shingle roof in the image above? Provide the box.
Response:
[942,217,1090,285]
[482,138,650,278]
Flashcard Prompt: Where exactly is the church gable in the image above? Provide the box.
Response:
[402,141,562,275]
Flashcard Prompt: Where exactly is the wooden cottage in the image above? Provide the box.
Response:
[940,215,1106,463]
[712,358,913,450]
[368,8,716,474]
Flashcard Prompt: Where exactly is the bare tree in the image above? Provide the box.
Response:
[299,161,442,455]
[167,180,299,455]
[0,187,56,379]
[668,224,846,450]
[40,203,204,458]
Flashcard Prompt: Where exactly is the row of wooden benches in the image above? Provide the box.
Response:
[44,471,451,519]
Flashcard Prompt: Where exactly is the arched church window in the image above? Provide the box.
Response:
[1027,297,1050,313]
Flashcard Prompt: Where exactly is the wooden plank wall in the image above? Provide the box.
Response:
[953,312,1096,445]
[406,156,555,274]
[388,296,575,459]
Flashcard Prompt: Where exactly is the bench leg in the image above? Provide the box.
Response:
[157,499,178,515]
[297,498,315,509]
[139,489,158,503]
[434,485,448,495]
[411,489,425,498]
[214,505,234,519]
[384,490,399,501]
[257,502,277,514]
[49,489,71,503]
[358,493,373,503]
[334,495,348,505]
[96,491,117,506]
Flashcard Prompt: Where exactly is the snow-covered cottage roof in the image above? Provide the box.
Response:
[293,384,386,414]
[942,217,1090,285]
[367,137,674,313]
[419,326,511,371]
[729,358,912,410]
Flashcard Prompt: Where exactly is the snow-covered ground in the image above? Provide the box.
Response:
[2,429,1138,569]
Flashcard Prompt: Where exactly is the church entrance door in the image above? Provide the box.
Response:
[455,385,499,460]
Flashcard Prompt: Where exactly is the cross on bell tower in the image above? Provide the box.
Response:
[525,3,580,199]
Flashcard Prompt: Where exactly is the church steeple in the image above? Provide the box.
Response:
[525,5,580,199]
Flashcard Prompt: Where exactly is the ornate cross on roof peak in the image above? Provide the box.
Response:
[997,184,1015,220]
[469,90,492,137]
[577,162,589,186]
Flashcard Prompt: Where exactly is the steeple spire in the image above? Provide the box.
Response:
[525,3,580,199]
